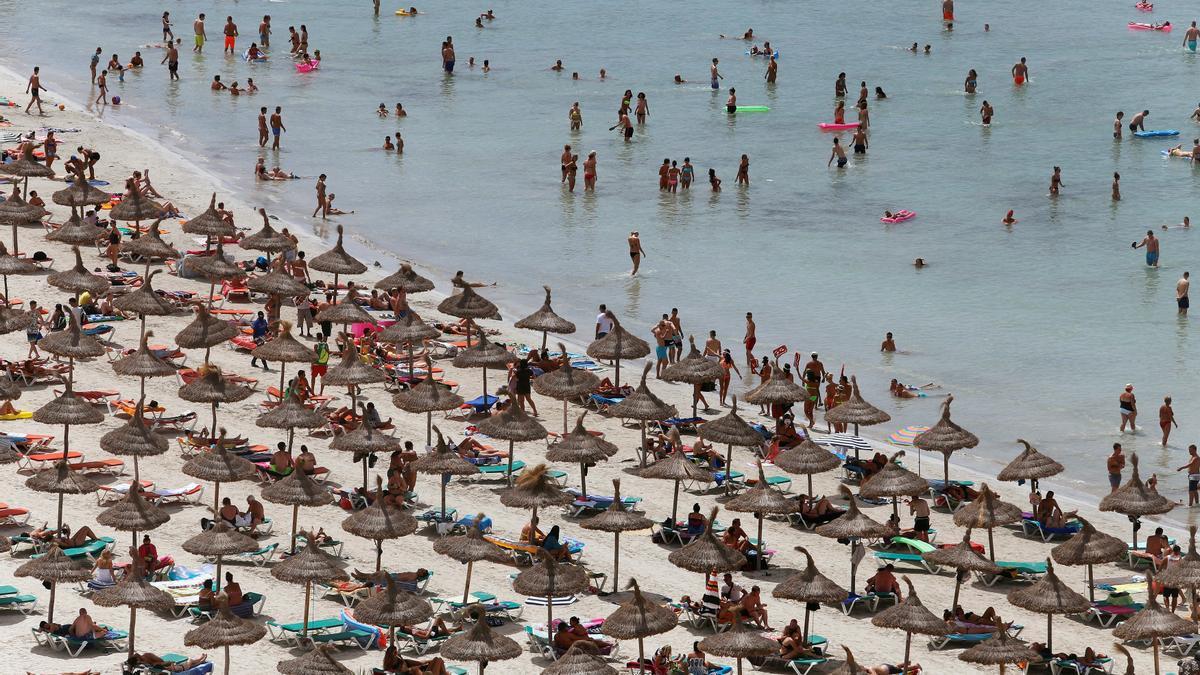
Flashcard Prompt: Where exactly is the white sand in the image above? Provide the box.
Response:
[0,69,1171,674]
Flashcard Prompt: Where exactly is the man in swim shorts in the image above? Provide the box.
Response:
[653,316,672,377]
[442,38,456,73]
[1185,22,1199,51]
[259,15,272,48]
[1133,229,1160,267]
[942,0,954,21]
[223,16,238,55]
[711,58,722,90]
[270,106,285,150]
[828,137,847,168]
[743,312,756,367]
[1129,109,1149,133]
[1178,271,1190,316]
[161,40,179,81]
[193,13,206,53]
[1107,443,1125,492]
[1011,57,1028,85]
[1177,444,1200,506]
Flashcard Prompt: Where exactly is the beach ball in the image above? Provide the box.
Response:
[112,96,121,105]
[57,104,65,111]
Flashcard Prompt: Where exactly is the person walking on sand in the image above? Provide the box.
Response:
[628,231,645,276]
[270,106,285,150]
[193,13,207,53]
[1178,271,1190,315]
[25,67,44,116]
[1133,229,1160,267]
[312,174,328,219]
[1011,57,1029,85]
[257,107,269,148]
[223,16,239,55]
[1160,396,1178,447]
[1185,21,1200,52]
[1178,445,1200,506]
[743,312,756,368]
[1120,384,1137,432]
[1107,443,1126,493]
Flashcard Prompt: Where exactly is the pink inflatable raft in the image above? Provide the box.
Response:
[295,60,321,73]
[1129,21,1171,31]
[881,210,916,224]
[818,122,860,131]
[1135,2,1153,11]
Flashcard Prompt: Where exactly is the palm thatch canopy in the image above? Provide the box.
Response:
[15,545,92,582]
[477,401,548,442]
[533,345,601,400]
[329,412,403,456]
[698,617,779,658]
[112,331,177,378]
[340,480,418,541]
[0,145,54,179]
[261,469,334,508]
[728,462,800,515]
[859,452,929,500]
[97,488,170,532]
[375,263,434,293]
[271,535,349,584]
[109,185,163,222]
[1112,573,1197,641]
[392,373,464,413]
[375,309,440,345]
[182,194,236,238]
[601,578,677,639]
[586,312,649,361]
[440,607,523,664]
[252,321,312,363]
[997,439,1064,483]
[411,428,479,476]
[52,169,109,208]
[1007,559,1091,615]
[91,549,173,610]
[314,296,377,326]
[773,547,848,603]
[181,442,256,484]
[433,514,502,564]
[743,370,808,406]
[0,304,31,336]
[120,218,178,262]
[662,336,723,384]
[33,380,105,425]
[182,521,259,557]
[698,398,763,447]
[452,332,517,370]
[817,486,897,541]
[247,270,309,297]
[256,395,328,430]
[46,211,103,247]
[774,431,842,476]
[824,376,891,427]
[323,340,387,387]
[113,270,176,316]
[191,243,244,282]
[639,444,714,483]
[438,281,500,321]
[872,577,949,636]
[828,646,867,675]
[546,413,619,464]
[512,554,591,597]
[925,531,1002,574]
[515,286,575,335]
[178,365,254,404]
[608,364,678,421]
[39,312,104,360]
[499,464,573,510]
[310,225,367,275]
[26,459,98,495]
[958,624,1037,669]
[579,480,653,533]
[0,184,47,225]
[0,242,37,275]
[185,597,268,648]
[953,483,1023,529]
[276,644,351,675]
[352,575,433,628]
[175,305,239,349]
[239,208,294,253]
[1051,516,1126,567]
[668,507,747,573]
[0,369,21,402]
[48,246,111,296]
[1099,453,1175,517]
[544,641,617,675]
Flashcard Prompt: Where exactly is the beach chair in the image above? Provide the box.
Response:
[32,536,115,562]
[587,393,624,415]
[150,410,198,433]
[1049,657,1113,675]
[928,631,995,650]
[394,627,456,655]
[839,592,883,615]
[415,508,459,530]
[131,653,214,675]
[658,417,705,434]
[1165,634,1200,656]
[0,593,37,614]
[874,537,941,574]
[319,581,371,607]
[68,458,126,476]
[564,488,642,517]
[975,561,1048,587]
[432,591,523,622]
[310,628,378,652]
[212,542,277,567]
[148,483,205,505]
[266,617,344,646]
[18,450,83,471]
[472,460,525,482]
[53,388,120,412]
[670,602,721,632]
[187,591,265,621]
[55,626,129,656]
[1085,600,1142,627]
[0,506,30,526]
[1021,518,1082,542]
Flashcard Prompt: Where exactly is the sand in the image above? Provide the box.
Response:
[0,69,1171,674]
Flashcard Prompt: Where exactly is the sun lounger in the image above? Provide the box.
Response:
[0,593,37,614]
[319,581,371,607]
[68,458,126,476]
[587,393,624,415]
[431,591,523,622]
[32,536,114,562]
[670,601,721,632]
[1085,601,1142,627]
[471,460,525,481]
[445,395,498,419]
[0,506,30,526]
[210,542,277,567]
[18,450,83,470]
[53,388,120,412]
[928,631,995,650]
[874,551,941,574]
[975,560,1048,586]
[266,617,344,646]
[445,514,492,536]
[393,627,456,655]
[187,591,265,621]
[309,628,378,651]
[658,417,705,434]
[564,488,642,517]
[840,592,888,615]
[131,653,214,675]
[484,535,583,565]
[147,483,205,505]
[34,625,128,656]
[1021,518,1082,542]
[1049,657,1113,674]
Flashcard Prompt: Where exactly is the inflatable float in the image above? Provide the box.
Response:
[395,9,417,15]
[1136,2,1153,10]
[745,50,781,59]
[1135,129,1180,137]
[295,61,320,73]
[1129,22,1171,31]
[242,49,268,62]
[881,210,916,224]
[340,610,385,649]
[818,122,860,131]
[735,105,770,112]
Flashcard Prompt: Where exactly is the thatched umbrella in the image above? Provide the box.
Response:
[0,303,31,335]
[323,332,386,414]
[25,459,98,536]
[182,521,258,597]
[1007,559,1090,652]
[113,269,176,341]
[727,461,800,569]
[1100,453,1175,550]
[376,309,440,383]
[329,404,402,491]
[958,620,1038,675]
[662,335,723,416]
[309,224,366,300]
[40,310,104,387]
[824,375,891,439]
[353,574,433,646]
[774,426,842,498]
[773,546,849,644]
[262,467,334,555]
[438,281,500,348]
[478,396,547,485]
[314,293,376,329]
[247,268,308,297]
[119,217,178,268]
[515,286,576,351]
[97,485,170,550]
[191,242,244,313]
[240,208,293,258]
[545,412,617,498]
[53,167,109,209]
[256,386,326,457]
[185,595,268,675]
[176,304,240,366]
[412,427,480,519]
[859,451,929,518]
[0,241,36,306]
[1158,527,1200,622]
[341,477,418,572]
[579,479,653,593]
[743,366,808,424]
[178,365,253,439]
[0,145,54,198]
[375,262,434,294]
[1113,570,1196,675]
[698,397,764,494]
[669,507,747,582]
[923,530,1001,608]
[47,210,104,247]
[48,246,111,297]
[278,645,352,674]
[112,330,177,399]
[15,544,91,622]
[272,531,349,638]
[253,320,314,395]
[817,485,897,591]
[182,194,236,242]
[0,183,48,254]
[0,367,21,431]
[609,364,678,469]
[698,610,778,675]
[639,438,714,524]
[912,394,978,485]
[601,578,677,672]
[953,483,1022,562]
[586,311,649,388]
[393,366,464,445]
[500,464,573,536]
[872,577,948,668]
[440,606,522,675]
[32,381,103,527]
[452,331,517,416]
[181,429,257,517]
[545,641,617,675]
[1051,515,1126,602]
[433,513,503,603]
[109,181,162,229]
[513,552,591,635]
[997,439,1064,495]
[533,342,601,433]
[92,547,173,658]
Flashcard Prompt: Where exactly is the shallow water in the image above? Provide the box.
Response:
[5,0,1200,522]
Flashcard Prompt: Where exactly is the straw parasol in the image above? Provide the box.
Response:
[923,530,1002,608]
[97,485,170,550]
[513,552,591,635]
[112,330,177,399]
[256,387,326,454]
[247,268,308,297]
[272,531,349,638]
[92,547,173,658]
[393,364,464,445]
[952,483,1023,562]
[601,578,677,672]
[500,464,574,535]
[828,646,868,675]
[411,427,480,519]
[39,311,104,385]
[1007,559,1090,651]
[48,246,111,296]
[912,394,978,485]
[52,167,109,208]
[824,375,891,437]
[609,364,678,468]
[340,477,418,572]
[1112,570,1197,675]
[25,458,98,534]
[859,451,929,518]
[544,641,617,675]
[375,262,434,294]
[773,546,849,644]
[434,513,504,604]
[323,332,386,413]
[176,305,240,352]
[452,331,517,416]
[14,544,91,622]
[440,606,522,675]
[1051,515,1127,602]
[743,365,808,421]
[639,436,714,524]
[253,320,314,394]
[727,461,801,569]
[178,365,253,438]
[532,342,601,433]
[958,620,1038,675]
[109,182,162,227]
[579,479,653,594]
[47,211,104,247]
[240,208,294,256]
[0,144,54,196]
[182,194,236,240]
[375,309,440,383]
[114,270,176,341]
[698,397,764,493]
[1158,527,1200,622]
[669,506,747,577]
[262,467,334,555]
[309,224,367,299]
[661,335,723,415]
[545,412,617,499]
[872,577,949,668]
[329,403,403,491]
[182,521,258,599]
[515,286,576,351]
[477,395,547,485]
[314,293,376,327]
[277,644,352,675]
[698,610,779,675]
[0,303,30,335]
[0,241,36,305]
[120,217,178,265]
[353,574,434,646]
[32,379,103,527]
[0,180,48,254]
[438,280,501,348]
[1099,453,1175,550]
[191,243,244,313]
[997,439,1064,494]
[774,426,842,497]
[586,311,649,387]
[185,595,268,675]
[181,428,257,517]
[817,485,897,591]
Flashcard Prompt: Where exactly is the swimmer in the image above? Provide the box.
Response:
[384,136,395,151]
[475,17,483,28]
[211,75,226,91]
[914,258,926,268]
[674,74,686,84]
[324,194,354,216]
[908,42,919,52]
[395,103,407,117]
[1114,111,1124,139]
[551,60,564,71]
[246,78,258,93]
[923,44,931,54]
[572,72,579,79]
[726,87,737,114]
[1002,210,1017,225]
[827,137,847,168]
[1185,21,1199,51]
[482,60,490,73]
[377,103,389,118]
[875,86,887,99]
[980,100,993,125]
[1129,109,1149,133]
[1011,57,1029,85]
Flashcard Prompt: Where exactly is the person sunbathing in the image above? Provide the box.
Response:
[53,525,100,548]
[863,663,922,675]
[1167,144,1193,158]
[381,646,450,675]
[796,495,839,518]
[775,417,804,449]
[1036,491,1066,529]
[890,379,919,399]
[866,564,902,598]
[941,483,979,503]
[269,443,294,477]
[846,452,889,477]
[127,653,209,673]
[70,607,109,639]
[400,617,458,639]
[722,518,752,553]
[779,634,822,660]
[643,432,674,460]
[552,622,614,654]
[92,549,116,586]
[454,437,504,459]
[268,166,298,180]
[944,608,999,633]
[520,520,545,545]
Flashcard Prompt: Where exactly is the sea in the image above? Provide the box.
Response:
[4,0,1200,526]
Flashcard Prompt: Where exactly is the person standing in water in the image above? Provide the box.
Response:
[568,102,582,131]
[1160,396,1178,446]
[1119,384,1138,432]
[1112,172,1121,201]
[1178,444,1200,506]
[193,13,207,53]
[1129,110,1149,133]
[442,37,456,73]
[743,312,756,368]
[1185,22,1200,52]
[312,174,327,219]
[942,0,954,21]
[1133,229,1160,267]
[710,58,722,90]
[964,69,977,94]
[1049,166,1063,195]
[828,137,847,168]
[162,12,175,42]
[1011,57,1029,85]
[628,231,645,276]
[583,151,597,191]
[1107,443,1125,493]
[223,16,239,56]
[980,100,993,125]
[561,145,573,184]
[1114,111,1124,139]
[735,154,749,185]
[835,72,847,98]
[257,107,269,148]
[270,106,286,150]
[1178,271,1190,316]
[851,126,868,155]
[765,56,777,83]
[259,15,272,48]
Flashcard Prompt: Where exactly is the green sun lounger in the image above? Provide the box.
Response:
[873,550,941,574]
[976,560,1047,586]
[0,593,37,614]
[31,536,114,561]
[266,617,343,645]
[475,461,525,479]
[310,628,376,651]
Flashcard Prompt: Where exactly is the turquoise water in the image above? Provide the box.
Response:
[5,0,1200,516]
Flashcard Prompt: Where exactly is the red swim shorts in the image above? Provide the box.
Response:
[224,36,236,49]
[744,337,757,351]
[1013,75,1025,85]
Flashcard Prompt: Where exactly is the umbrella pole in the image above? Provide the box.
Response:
[407,343,415,383]
[1154,638,1161,675]
[637,636,645,674]
[541,330,548,352]
[210,402,218,441]
[612,531,620,593]
[362,459,368,493]
[1046,614,1052,652]
[849,540,858,593]
[952,574,962,610]
[580,462,587,500]
[56,494,63,533]
[723,445,733,495]
[755,513,765,571]
[670,480,680,524]
[546,592,554,639]
[215,555,223,594]
[892,496,898,519]
[462,560,473,604]
[614,358,621,388]
[807,474,814,500]
[943,454,950,486]
[212,481,221,519]
[375,539,383,573]
[287,427,295,454]
[279,362,287,395]
[1132,520,1140,551]
[802,605,810,644]
[47,582,56,623]
[223,646,230,675]
[440,474,448,521]
[639,423,648,468]
[426,412,432,446]
[1087,564,1095,602]
[562,400,568,435]
[902,631,912,672]
[127,606,137,659]
[289,503,299,555]
[736,658,743,675]
[987,527,996,563]
[301,581,312,639]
